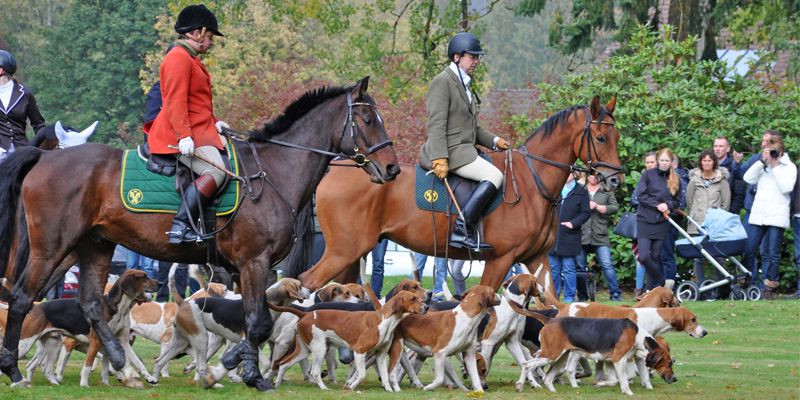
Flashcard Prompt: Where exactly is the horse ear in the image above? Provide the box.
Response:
[54,121,67,142]
[355,76,370,98]
[589,96,601,120]
[605,97,617,115]
[80,121,99,140]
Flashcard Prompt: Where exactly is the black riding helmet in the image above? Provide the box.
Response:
[0,50,16,76]
[174,4,224,37]
[447,32,483,61]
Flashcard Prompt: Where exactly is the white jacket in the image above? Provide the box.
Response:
[743,153,797,228]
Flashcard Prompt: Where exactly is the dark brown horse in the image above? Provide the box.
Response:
[0,77,399,390]
[297,97,622,295]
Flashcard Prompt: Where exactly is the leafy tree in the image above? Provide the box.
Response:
[26,0,165,145]
[526,25,800,289]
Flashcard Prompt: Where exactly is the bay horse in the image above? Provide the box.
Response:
[297,97,622,295]
[0,77,399,390]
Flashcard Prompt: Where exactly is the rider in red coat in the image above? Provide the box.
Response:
[146,4,228,244]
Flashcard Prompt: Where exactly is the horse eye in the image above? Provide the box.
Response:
[596,135,607,144]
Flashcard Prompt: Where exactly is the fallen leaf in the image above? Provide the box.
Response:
[767,364,775,368]
[466,390,485,398]
[713,340,721,345]
[731,362,742,369]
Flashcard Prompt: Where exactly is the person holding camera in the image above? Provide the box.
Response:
[742,131,796,299]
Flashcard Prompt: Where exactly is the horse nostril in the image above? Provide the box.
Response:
[386,164,400,179]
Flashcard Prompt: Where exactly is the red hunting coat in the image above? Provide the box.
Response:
[146,44,222,154]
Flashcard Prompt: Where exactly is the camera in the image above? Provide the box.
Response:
[769,148,780,159]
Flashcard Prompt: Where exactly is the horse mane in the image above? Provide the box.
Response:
[248,85,353,142]
[527,104,612,140]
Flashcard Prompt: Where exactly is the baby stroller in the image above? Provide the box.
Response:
[670,208,761,301]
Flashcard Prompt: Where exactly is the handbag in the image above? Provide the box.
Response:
[613,212,638,239]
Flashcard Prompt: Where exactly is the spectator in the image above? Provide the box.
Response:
[369,239,388,297]
[742,131,796,299]
[0,49,47,153]
[156,261,200,302]
[631,151,657,299]
[791,164,799,299]
[713,136,746,213]
[660,155,689,285]
[686,150,731,283]
[580,173,622,301]
[125,247,157,279]
[635,148,681,292]
[548,173,590,303]
[413,253,449,300]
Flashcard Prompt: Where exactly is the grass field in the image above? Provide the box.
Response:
[2,275,799,399]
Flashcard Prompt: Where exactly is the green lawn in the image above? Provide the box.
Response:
[2,276,799,399]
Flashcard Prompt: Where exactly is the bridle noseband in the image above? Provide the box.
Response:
[338,92,393,166]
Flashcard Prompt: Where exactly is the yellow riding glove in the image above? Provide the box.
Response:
[432,158,449,179]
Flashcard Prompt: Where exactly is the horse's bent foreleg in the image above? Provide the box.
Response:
[238,258,274,391]
[75,241,125,371]
[332,260,361,284]
[479,254,519,291]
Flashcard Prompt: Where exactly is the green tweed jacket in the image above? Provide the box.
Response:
[419,67,497,170]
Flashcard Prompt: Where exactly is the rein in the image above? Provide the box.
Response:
[207,91,392,243]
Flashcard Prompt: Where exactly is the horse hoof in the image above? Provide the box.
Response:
[10,379,31,389]
[245,376,274,392]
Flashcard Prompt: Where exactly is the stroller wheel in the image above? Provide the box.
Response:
[729,286,746,301]
[675,281,699,302]
[745,285,762,301]
[699,280,719,301]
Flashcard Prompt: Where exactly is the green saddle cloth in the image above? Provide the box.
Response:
[120,143,241,215]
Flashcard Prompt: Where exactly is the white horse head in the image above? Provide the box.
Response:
[55,120,98,148]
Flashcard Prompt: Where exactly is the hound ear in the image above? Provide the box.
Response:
[645,336,659,352]
[605,96,616,115]
[501,275,513,290]
[589,96,601,120]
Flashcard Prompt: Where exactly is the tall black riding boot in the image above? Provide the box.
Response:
[167,175,217,244]
[450,180,497,251]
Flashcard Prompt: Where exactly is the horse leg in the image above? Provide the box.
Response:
[332,260,361,284]
[300,229,379,291]
[479,254,519,290]
[0,251,71,384]
[74,240,126,371]
[238,259,275,391]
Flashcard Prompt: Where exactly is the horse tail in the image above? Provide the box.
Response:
[168,263,184,305]
[281,200,315,279]
[508,299,553,324]
[0,147,44,280]
[266,301,306,318]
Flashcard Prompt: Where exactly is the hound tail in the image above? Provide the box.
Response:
[508,300,553,324]
[266,301,306,318]
[168,263,184,306]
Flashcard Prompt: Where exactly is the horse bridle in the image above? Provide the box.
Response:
[517,105,625,204]
[237,91,393,167]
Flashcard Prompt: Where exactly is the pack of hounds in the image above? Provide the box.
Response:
[0,263,706,395]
